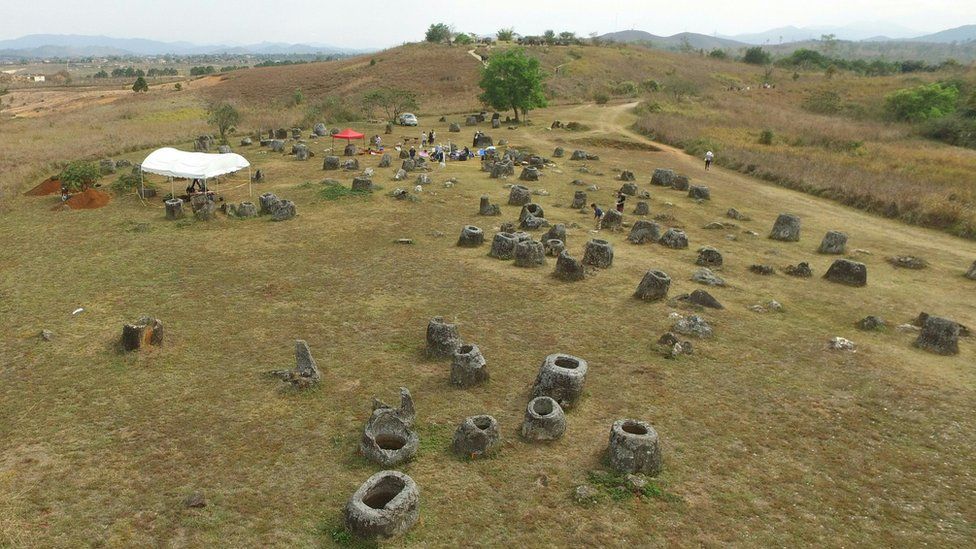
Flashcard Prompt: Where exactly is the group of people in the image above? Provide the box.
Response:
[184,178,208,195]
[589,150,716,228]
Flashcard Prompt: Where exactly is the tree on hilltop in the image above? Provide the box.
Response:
[425,23,453,44]
[478,48,547,122]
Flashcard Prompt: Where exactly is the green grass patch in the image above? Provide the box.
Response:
[319,182,371,201]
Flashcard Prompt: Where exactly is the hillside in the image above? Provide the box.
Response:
[2,98,975,548]
[910,24,976,43]
[2,39,976,546]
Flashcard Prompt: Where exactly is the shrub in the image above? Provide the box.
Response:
[758,129,775,145]
[291,87,305,106]
[922,115,976,149]
[884,83,959,122]
[453,33,473,45]
[612,81,638,96]
[665,78,700,101]
[132,76,149,93]
[708,49,728,60]
[635,101,662,115]
[59,161,101,192]
[110,173,149,195]
[300,96,358,128]
[802,90,843,114]
[594,92,609,105]
[742,47,771,65]
[640,79,661,92]
[174,83,182,91]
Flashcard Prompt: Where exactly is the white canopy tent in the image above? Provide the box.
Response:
[140,147,252,198]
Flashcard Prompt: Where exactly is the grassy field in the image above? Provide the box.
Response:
[1,91,975,546]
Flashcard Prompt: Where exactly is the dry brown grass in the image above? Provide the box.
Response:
[1,100,975,546]
[2,45,976,547]
[632,66,976,238]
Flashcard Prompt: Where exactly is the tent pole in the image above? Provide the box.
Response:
[248,167,252,198]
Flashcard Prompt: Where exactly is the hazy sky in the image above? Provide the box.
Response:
[3,0,974,49]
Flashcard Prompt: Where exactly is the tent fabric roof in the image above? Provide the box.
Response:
[333,128,365,140]
[140,147,250,179]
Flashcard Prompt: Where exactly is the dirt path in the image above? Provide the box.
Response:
[467,49,488,67]
[541,101,976,262]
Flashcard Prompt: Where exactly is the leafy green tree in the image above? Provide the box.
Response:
[59,161,101,191]
[742,46,771,65]
[884,83,959,122]
[207,102,241,144]
[361,88,419,122]
[478,48,547,122]
[496,28,515,42]
[132,76,149,92]
[559,31,577,44]
[708,49,728,59]
[425,23,453,43]
[93,70,108,78]
[543,30,557,45]
[453,33,473,45]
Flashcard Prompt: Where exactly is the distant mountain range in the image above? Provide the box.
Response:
[0,34,370,58]
[601,23,976,49]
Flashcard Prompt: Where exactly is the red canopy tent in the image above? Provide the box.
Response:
[332,128,366,151]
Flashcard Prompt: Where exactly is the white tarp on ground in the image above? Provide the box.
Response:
[140,147,250,179]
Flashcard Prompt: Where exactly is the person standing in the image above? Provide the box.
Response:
[616,192,626,213]
[421,132,427,147]
[409,146,416,159]
[704,150,714,171]
[591,203,604,229]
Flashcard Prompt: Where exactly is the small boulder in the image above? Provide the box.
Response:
[627,220,662,244]
[818,231,848,254]
[659,228,688,249]
[856,316,886,331]
[824,259,867,287]
[688,185,710,200]
[769,214,801,242]
[914,315,960,355]
[651,168,676,186]
[452,415,500,458]
[634,270,671,301]
[457,225,484,247]
[691,267,726,287]
[582,239,614,268]
[553,251,586,281]
[695,247,723,268]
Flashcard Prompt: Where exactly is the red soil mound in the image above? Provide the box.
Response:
[26,177,62,196]
[63,189,111,210]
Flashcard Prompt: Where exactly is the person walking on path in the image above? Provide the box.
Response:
[704,150,714,171]
[591,203,604,229]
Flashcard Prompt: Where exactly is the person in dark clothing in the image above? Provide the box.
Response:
[616,192,626,213]
[428,130,435,144]
[409,146,416,159]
